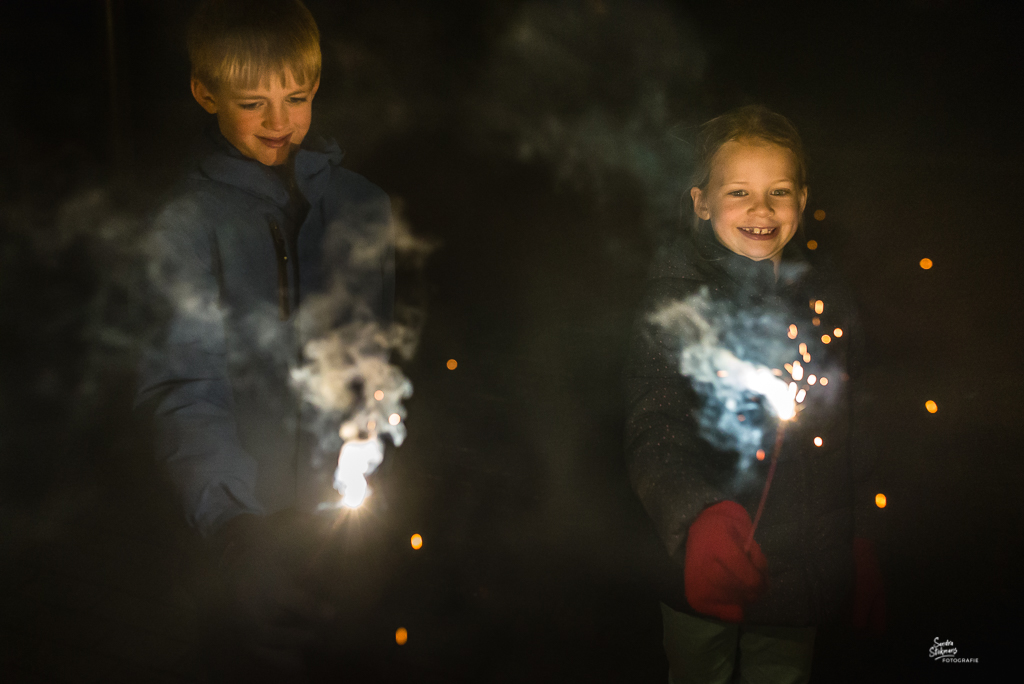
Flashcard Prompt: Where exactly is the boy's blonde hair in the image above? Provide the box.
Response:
[188,0,321,92]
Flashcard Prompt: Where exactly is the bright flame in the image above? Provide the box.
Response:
[821,334,832,344]
[813,436,823,447]
[374,389,384,401]
[819,377,828,386]
[410,533,423,550]
[446,358,458,370]
[925,400,938,413]
[875,493,887,508]
[919,258,933,270]
[756,449,765,461]
[395,627,408,645]
[333,437,384,508]
[833,328,843,338]
[389,413,401,426]
[788,324,798,339]
[807,374,817,385]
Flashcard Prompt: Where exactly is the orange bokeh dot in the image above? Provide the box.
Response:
[813,436,823,447]
[410,533,423,550]
[833,328,843,338]
[821,334,832,344]
[925,400,938,414]
[446,359,458,370]
[820,377,828,386]
[813,209,826,221]
[395,627,408,645]
[807,240,818,250]
[920,258,933,270]
[756,449,765,461]
[814,300,824,315]
[875,493,887,509]
[374,390,384,401]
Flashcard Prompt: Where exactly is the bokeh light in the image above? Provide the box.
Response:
[446,358,458,370]
[814,300,824,315]
[820,377,828,386]
[374,390,384,401]
[925,400,938,413]
[807,240,818,250]
[389,413,401,426]
[821,334,832,344]
[814,209,826,221]
[411,533,423,550]
[756,449,765,461]
[813,436,823,447]
[833,328,843,338]
[920,258,933,270]
[395,627,408,645]
[788,324,798,339]
[875,493,887,509]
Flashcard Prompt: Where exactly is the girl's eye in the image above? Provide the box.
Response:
[239,102,260,110]
[772,189,791,196]
[728,190,747,196]
[288,97,308,104]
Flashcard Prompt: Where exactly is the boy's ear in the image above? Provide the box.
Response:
[191,78,219,114]
[690,187,711,221]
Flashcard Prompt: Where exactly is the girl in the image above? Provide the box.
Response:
[624,105,885,684]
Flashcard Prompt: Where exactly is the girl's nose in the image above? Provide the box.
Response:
[749,196,774,215]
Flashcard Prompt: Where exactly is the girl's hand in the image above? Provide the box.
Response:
[684,501,769,622]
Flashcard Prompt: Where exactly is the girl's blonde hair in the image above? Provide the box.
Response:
[187,0,321,93]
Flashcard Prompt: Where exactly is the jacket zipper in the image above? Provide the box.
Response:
[268,219,291,320]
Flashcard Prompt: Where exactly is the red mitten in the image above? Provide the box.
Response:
[684,501,768,622]
[851,536,886,634]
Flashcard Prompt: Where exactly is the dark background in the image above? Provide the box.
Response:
[1,1,1021,681]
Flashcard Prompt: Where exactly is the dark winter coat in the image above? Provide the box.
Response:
[136,127,394,538]
[624,223,881,627]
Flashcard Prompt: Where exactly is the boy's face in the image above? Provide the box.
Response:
[690,139,807,265]
[192,70,319,166]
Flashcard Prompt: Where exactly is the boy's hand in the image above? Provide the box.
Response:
[851,536,886,635]
[214,511,336,646]
[684,501,769,623]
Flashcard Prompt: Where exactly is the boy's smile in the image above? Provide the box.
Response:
[690,139,807,265]
[192,71,319,166]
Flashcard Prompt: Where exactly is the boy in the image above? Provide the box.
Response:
[136,0,394,675]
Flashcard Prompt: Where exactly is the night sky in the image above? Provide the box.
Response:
[1,1,1021,682]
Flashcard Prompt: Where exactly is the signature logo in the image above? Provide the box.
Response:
[929,638,979,663]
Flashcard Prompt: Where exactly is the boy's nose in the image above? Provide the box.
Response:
[264,104,289,131]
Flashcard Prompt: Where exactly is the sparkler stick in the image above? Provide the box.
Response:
[744,421,787,555]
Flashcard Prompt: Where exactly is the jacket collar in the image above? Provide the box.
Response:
[190,124,344,209]
[692,220,809,293]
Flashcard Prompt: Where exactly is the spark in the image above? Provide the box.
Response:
[796,389,807,403]
[813,436,823,447]
[814,300,824,315]
[717,370,729,377]
[788,324,798,339]
[925,400,938,413]
[374,389,384,401]
[803,353,811,363]
[790,360,804,381]
[920,258,933,270]
[821,334,832,344]
[819,377,828,386]
[806,240,818,250]
[807,374,816,385]
[410,533,423,550]
[799,343,807,355]
[389,413,401,426]
[875,493,887,508]
[756,449,765,461]
[395,627,408,645]
[833,328,843,338]
[334,437,384,508]
[446,358,458,370]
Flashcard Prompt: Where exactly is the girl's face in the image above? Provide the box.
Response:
[690,139,807,265]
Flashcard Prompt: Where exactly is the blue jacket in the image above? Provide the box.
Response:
[137,127,394,537]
